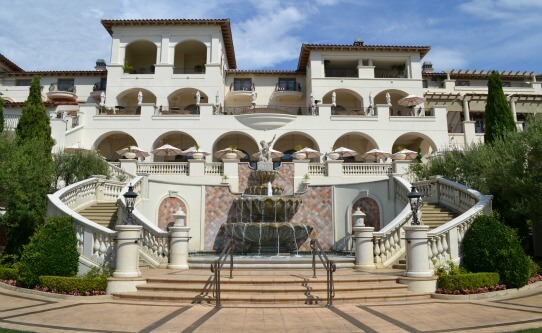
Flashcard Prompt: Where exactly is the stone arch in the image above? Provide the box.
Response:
[332,132,379,162]
[274,131,321,162]
[167,88,208,112]
[374,89,409,106]
[152,131,197,162]
[157,195,188,231]
[352,197,381,231]
[94,131,138,161]
[116,88,157,108]
[173,40,207,73]
[391,132,437,157]
[212,131,259,162]
[322,89,364,114]
[124,40,157,74]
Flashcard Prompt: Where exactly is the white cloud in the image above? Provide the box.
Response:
[424,48,469,71]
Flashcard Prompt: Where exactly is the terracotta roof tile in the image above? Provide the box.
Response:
[0,53,23,72]
[3,70,107,77]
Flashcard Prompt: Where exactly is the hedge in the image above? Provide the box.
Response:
[0,267,18,280]
[438,272,500,291]
[38,276,107,295]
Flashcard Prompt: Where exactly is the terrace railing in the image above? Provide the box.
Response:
[222,105,311,115]
[205,162,223,176]
[137,162,189,175]
[342,163,392,176]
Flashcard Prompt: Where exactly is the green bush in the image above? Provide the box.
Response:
[529,258,541,277]
[0,267,18,280]
[17,216,79,288]
[38,276,107,295]
[438,272,500,291]
[462,215,530,288]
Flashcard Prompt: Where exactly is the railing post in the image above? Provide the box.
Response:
[168,209,190,270]
[222,159,239,192]
[311,239,316,278]
[404,225,433,278]
[112,225,142,278]
[93,175,107,203]
[120,158,137,176]
[325,160,343,177]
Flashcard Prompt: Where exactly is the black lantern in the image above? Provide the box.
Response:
[407,186,422,225]
[123,184,138,225]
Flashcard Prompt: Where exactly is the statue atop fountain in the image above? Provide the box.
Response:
[257,134,276,171]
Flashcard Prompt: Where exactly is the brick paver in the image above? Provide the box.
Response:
[0,283,541,332]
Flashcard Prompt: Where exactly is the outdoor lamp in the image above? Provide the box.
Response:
[123,184,138,225]
[407,186,422,225]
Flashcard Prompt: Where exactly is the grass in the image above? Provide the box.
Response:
[0,329,35,333]
[511,328,542,333]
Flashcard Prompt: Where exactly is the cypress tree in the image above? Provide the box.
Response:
[484,71,517,144]
[0,97,4,133]
[16,76,54,148]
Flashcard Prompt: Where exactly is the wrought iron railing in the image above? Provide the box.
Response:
[210,239,235,308]
[310,239,336,307]
[222,105,311,115]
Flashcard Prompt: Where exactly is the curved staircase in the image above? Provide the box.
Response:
[78,202,118,229]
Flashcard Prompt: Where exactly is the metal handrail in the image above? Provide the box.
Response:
[310,239,336,307]
[210,239,235,307]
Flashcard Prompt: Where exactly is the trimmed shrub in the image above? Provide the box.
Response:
[17,216,79,288]
[438,272,500,291]
[0,267,18,280]
[38,276,107,295]
[462,215,530,288]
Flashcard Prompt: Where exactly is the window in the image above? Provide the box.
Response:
[16,79,31,86]
[422,80,428,88]
[455,81,470,86]
[58,79,75,91]
[278,78,297,91]
[233,78,252,91]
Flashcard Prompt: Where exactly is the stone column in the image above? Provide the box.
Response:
[188,159,205,177]
[119,159,137,176]
[352,208,375,270]
[325,160,343,177]
[404,225,433,278]
[113,225,142,278]
[509,98,524,131]
[222,159,239,192]
[168,210,191,270]
[462,97,471,121]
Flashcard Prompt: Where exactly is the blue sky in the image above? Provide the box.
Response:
[1,0,541,72]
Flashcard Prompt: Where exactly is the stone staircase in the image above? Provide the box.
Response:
[112,268,431,305]
[77,202,118,229]
[392,203,458,270]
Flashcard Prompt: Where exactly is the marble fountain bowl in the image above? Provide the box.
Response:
[234,195,302,223]
[223,222,313,252]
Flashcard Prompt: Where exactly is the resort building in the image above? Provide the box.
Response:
[0,19,536,272]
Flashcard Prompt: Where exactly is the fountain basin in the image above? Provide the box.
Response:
[235,195,302,222]
[223,222,313,253]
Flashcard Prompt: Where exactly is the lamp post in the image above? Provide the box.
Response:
[407,186,422,225]
[123,184,138,225]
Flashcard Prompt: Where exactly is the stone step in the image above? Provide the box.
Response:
[188,255,355,269]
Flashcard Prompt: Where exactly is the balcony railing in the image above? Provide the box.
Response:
[221,105,311,115]
[173,66,206,74]
[331,107,375,116]
[389,107,432,117]
[97,106,140,115]
[3,114,19,130]
[229,83,255,92]
[275,83,301,92]
[124,67,155,74]
[374,69,406,78]
[324,68,358,78]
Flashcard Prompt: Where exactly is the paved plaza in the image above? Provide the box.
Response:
[0,283,541,332]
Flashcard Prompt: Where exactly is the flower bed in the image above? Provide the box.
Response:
[436,284,506,295]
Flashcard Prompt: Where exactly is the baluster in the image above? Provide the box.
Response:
[379,240,387,260]
[373,238,381,263]
[384,237,391,258]
[436,236,444,260]
[393,229,400,251]
[442,234,449,259]
[431,238,438,260]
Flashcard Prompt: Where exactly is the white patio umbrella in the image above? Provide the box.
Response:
[297,147,323,159]
[398,94,426,107]
[252,148,284,160]
[116,146,150,158]
[391,149,418,160]
[214,148,246,159]
[64,142,92,152]
[151,144,183,156]
[331,147,358,158]
[361,148,392,161]
[181,146,210,157]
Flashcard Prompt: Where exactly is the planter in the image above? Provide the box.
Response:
[393,153,406,160]
[292,152,306,160]
[192,152,204,160]
[124,152,136,159]
[223,152,238,160]
[326,152,340,160]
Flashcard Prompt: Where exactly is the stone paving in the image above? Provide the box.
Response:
[1,282,541,332]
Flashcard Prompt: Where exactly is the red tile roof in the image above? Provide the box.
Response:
[297,44,431,71]
[3,70,107,77]
[0,53,23,72]
[101,19,236,69]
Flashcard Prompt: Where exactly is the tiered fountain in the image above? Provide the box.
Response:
[223,169,312,254]
[223,137,313,254]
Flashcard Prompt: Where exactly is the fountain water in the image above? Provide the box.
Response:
[223,169,313,254]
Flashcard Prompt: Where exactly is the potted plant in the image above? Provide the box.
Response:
[302,173,311,183]
[191,144,204,160]
[124,146,136,159]
[123,61,135,74]
[221,175,229,183]
[292,144,306,160]
[224,145,238,160]
[327,147,340,160]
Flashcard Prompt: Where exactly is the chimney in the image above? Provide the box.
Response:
[422,61,433,73]
[95,59,107,71]
[353,38,364,46]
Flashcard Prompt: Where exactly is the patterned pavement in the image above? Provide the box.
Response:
[0,282,541,332]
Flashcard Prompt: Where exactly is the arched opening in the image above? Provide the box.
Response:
[213,132,259,163]
[332,132,378,162]
[274,132,320,163]
[322,89,364,115]
[157,197,188,231]
[94,132,138,161]
[124,40,157,74]
[174,40,207,74]
[391,132,437,157]
[352,197,381,231]
[167,88,207,114]
[152,131,197,162]
[374,89,409,116]
[116,88,157,113]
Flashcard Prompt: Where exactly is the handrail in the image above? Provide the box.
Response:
[210,239,235,308]
[310,239,336,307]
[108,162,135,181]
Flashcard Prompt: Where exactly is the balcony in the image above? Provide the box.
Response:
[273,82,303,102]
[222,105,311,116]
[46,84,77,102]
[124,66,155,75]
[90,81,107,102]
[331,106,375,116]
[324,68,358,78]
[173,66,206,74]
[226,82,255,102]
